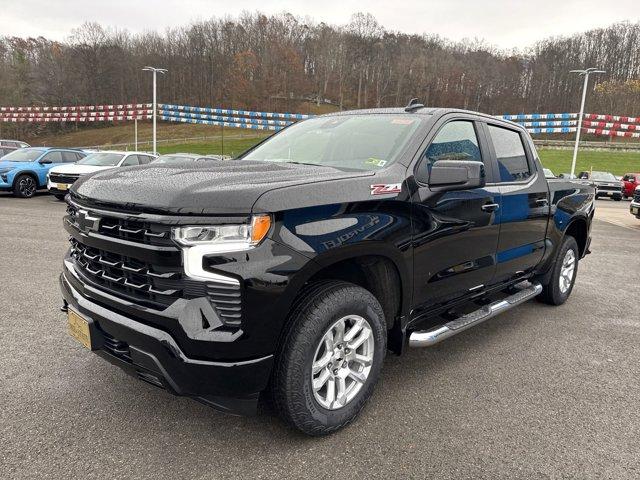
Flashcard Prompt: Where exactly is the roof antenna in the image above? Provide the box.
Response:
[404,98,424,112]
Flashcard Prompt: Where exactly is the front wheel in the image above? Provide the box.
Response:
[538,236,579,305]
[613,196,622,202]
[271,281,387,436]
[54,194,66,201]
[13,174,37,198]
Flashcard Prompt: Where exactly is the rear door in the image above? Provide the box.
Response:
[482,121,550,282]
[411,116,502,310]
[61,151,79,164]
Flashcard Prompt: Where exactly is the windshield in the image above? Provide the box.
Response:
[590,172,617,181]
[152,155,195,164]
[1,148,45,162]
[241,114,425,171]
[78,152,125,166]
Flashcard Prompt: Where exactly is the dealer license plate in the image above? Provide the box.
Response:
[68,309,91,349]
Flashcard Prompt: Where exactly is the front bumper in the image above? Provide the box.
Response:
[59,270,274,415]
[596,189,622,198]
[0,173,13,190]
[47,178,72,194]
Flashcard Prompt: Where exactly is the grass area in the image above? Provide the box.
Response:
[538,149,640,176]
[23,121,267,150]
[157,134,269,157]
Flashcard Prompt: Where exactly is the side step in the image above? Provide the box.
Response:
[408,282,542,348]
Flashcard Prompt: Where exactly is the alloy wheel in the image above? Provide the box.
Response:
[18,176,36,197]
[559,248,576,293]
[311,314,374,410]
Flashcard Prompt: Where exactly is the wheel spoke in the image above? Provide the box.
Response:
[343,317,364,343]
[334,376,347,407]
[325,377,336,405]
[312,350,332,374]
[313,369,331,390]
[347,327,371,350]
[332,319,345,346]
[354,354,372,367]
[348,369,367,384]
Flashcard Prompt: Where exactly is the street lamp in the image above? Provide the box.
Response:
[142,66,167,154]
[569,68,605,178]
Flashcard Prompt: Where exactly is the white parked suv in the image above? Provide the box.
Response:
[47,150,156,200]
[631,185,640,220]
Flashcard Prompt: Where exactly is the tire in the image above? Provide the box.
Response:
[13,174,38,198]
[613,196,622,202]
[54,194,66,201]
[537,236,579,306]
[271,280,387,436]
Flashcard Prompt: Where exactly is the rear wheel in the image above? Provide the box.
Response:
[538,236,579,305]
[13,174,37,198]
[271,281,386,436]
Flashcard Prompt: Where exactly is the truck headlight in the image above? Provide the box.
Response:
[172,215,271,284]
[172,215,271,248]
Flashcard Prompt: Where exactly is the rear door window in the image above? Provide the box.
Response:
[488,125,532,182]
[42,151,63,163]
[61,151,78,163]
[121,155,140,166]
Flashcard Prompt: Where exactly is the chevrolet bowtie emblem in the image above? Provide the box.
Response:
[77,209,101,233]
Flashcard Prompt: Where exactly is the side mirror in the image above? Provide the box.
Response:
[419,160,485,191]
[39,159,52,165]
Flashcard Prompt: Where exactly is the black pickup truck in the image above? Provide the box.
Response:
[60,105,595,435]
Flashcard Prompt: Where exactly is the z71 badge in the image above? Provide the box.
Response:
[370,183,402,195]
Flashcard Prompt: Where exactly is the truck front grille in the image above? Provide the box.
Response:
[70,237,184,308]
[50,172,81,184]
[597,185,621,192]
[634,191,640,202]
[65,203,243,328]
[98,217,174,247]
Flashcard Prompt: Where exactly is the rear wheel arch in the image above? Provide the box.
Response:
[563,217,588,256]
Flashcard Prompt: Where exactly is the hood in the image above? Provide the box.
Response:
[0,160,26,170]
[71,160,374,215]
[49,164,114,175]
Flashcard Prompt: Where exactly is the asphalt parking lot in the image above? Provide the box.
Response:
[1,194,639,479]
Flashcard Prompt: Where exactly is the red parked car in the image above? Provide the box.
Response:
[622,173,640,199]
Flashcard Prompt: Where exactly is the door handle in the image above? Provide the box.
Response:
[535,198,549,206]
[481,203,500,212]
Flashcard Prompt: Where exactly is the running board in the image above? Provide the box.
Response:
[408,282,543,348]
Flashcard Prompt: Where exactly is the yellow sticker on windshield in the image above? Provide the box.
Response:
[365,158,387,167]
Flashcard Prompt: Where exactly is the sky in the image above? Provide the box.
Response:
[1,0,639,50]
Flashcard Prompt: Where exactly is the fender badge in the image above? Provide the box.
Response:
[370,183,401,195]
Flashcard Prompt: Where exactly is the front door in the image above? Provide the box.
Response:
[411,118,502,312]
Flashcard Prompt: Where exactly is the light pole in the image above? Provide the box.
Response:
[569,68,605,178]
[142,66,167,154]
